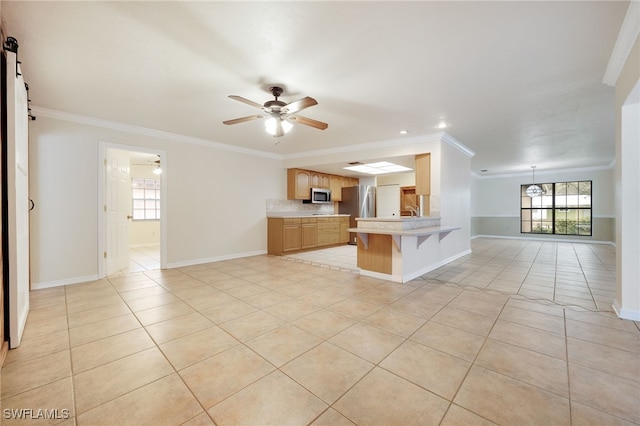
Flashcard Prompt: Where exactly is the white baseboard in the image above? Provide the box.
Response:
[31,274,100,290]
[612,300,640,322]
[471,234,615,246]
[166,250,267,269]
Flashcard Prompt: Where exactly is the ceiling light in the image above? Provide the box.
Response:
[436,121,449,129]
[153,165,162,175]
[525,166,543,197]
[265,116,293,136]
[399,130,408,134]
[343,161,412,175]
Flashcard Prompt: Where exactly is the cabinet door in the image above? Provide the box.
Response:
[415,153,431,195]
[330,175,344,201]
[288,169,311,200]
[283,224,301,251]
[302,223,318,248]
[320,174,330,189]
[339,218,349,243]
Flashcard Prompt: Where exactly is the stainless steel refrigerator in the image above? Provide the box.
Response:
[339,185,376,245]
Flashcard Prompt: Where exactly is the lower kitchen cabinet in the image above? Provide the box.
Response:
[268,216,349,255]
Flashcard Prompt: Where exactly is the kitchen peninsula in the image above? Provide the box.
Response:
[350,216,460,283]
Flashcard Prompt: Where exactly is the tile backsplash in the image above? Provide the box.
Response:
[266,199,336,216]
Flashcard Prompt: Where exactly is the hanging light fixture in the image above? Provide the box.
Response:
[152,164,162,175]
[264,116,292,136]
[525,166,543,197]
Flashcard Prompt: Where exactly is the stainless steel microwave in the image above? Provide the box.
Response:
[304,187,332,204]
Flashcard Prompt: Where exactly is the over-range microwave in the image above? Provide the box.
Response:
[304,187,332,204]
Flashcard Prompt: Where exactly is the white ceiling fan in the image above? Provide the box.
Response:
[223,86,328,137]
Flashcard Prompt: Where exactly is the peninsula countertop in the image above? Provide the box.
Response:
[267,213,350,218]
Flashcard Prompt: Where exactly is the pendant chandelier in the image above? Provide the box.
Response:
[526,166,543,197]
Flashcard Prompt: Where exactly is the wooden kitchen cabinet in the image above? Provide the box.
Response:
[301,217,318,249]
[311,171,330,189]
[317,217,340,246]
[287,169,311,200]
[415,153,431,195]
[329,175,344,201]
[268,218,301,254]
[339,216,349,243]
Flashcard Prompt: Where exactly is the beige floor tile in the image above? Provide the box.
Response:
[76,374,202,425]
[219,310,284,342]
[1,350,72,400]
[200,299,257,324]
[565,309,639,332]
[1,377,74,425]
[125,292,182,312]
[411,321,486,362]
[311,408,357,426]
[245,324,322,367]
[430,306,497,336]
[208,370,327,425]
[26,304,68,324]
[180,345,275,409]
[380,340,471,400]
[159,325,238,371]
[566,319,640,354]
[334,367,449,425]
[68,313,141,347]
[171,284,226,301]
[498,305,566,335]
[70,328,156,374]
[73,347,173,414]
[118,284,169,301]
[361,307,427,337]
[182,291,238,311]
[66,293,125,315]
[454,365,570,425]
[134,300,196,326]
[569,363,640,423]
[224,283,269,298]
[440,404,497,426]
[282,342,374,404]
[388,297,443,320]
[567,337,640,382]
[295,289,347,307]
[144,312,213,344]
[489,319,567,360]
[326,297,382,320]
[20,316,69,341]
[475,338,569,397]
[67,302,131,329]
[570,401,637,426]
[241,290,292,308]
[264,298,321,322]
[505,298,565,317]
[329,323,405,364]
[293,309,357,339]
[181,412,216,426]
[4,329,69,366]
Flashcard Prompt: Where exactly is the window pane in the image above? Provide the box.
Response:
[133,210,145,220]
[132,188,145,199]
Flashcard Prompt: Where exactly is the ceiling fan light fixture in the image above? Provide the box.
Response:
[152,164,162,175]
[265,116,292,136]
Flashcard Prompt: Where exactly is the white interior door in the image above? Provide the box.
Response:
[105,151,131,275]
[6,51,30,348]
[376,184,400,218]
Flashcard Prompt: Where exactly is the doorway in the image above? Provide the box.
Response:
[98,142,166,278]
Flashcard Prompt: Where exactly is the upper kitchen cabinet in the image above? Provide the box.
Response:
[330,175,344,201]
[311,172,330,189]
[415,153,431,195]
[287,168,311,200]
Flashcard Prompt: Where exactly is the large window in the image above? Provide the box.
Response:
[521,181,592,236]
[132,178,160,220]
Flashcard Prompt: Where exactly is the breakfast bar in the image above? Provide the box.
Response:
[349,216,460,283]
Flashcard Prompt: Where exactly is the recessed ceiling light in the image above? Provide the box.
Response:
[437,121,449,129]
[399,130,408,134]
[343,161,413,175]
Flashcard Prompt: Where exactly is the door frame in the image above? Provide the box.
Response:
[97,141,167,278]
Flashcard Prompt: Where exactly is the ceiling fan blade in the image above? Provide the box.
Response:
[282,96,318,114]
[223,115,263,125]
[291,115,328,130]
[228,95,264,109]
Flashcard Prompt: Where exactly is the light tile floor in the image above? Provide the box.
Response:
[1,238,639,425]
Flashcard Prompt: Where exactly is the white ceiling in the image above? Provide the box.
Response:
[2,1,628,177]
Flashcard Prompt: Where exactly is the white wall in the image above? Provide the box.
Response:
[439,142,471,259]
[471,166,615,242]
[29,116,284,287]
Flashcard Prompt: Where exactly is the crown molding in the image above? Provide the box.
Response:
[441,132,476,158]
[30,106,282,160]
[603,1,640,87]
